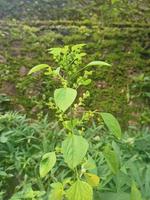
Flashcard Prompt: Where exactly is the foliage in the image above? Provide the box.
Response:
[0,112,63,199]
[0,93,11,113]
[131,74,150,125]
[24,44,112,199]
[0,42,149,198]
[0,19,149,126]
[66,180,93,200]
[0,112,150,199]
[100,113,122,139]
[91,126,150,200]
[7,44,146,200]
[0,0,149,199]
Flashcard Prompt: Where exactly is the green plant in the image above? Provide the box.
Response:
[2,44,147,200]
[26,44,127,200]
[0,112,65,199]
[89,125,150,200]
[0,93,11,113]
[1,114,149,199]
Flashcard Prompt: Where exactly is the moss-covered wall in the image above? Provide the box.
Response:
[0,19,149,127]
[0,0,150,23]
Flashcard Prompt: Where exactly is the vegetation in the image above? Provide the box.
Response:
[1,112,150,199]
[0,1,150,200]
[0,19,149,126]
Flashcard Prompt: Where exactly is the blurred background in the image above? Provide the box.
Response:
[0,0,150,127]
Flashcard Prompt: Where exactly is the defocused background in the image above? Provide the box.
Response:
[0,0,150,127]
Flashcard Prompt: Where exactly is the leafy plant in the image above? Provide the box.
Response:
[0,112,64,199]
[1,115,149,199]
[26,44,127,200]
[2,44,148,200]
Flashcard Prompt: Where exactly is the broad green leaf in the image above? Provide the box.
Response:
[54,88,77,112]
[28,64,50,75]
[130,182,142,200]
[100,112,122,139]
[40,152,56,178]
[66,180,93,200]
[103,145,120,174]
[62,134,89,169]
[84,173,100,187]
[49,182,64,200]
[86,61,111,67]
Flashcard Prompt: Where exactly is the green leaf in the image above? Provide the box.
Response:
[71,44,86,51]
[28,64,50,75]
[86,61,111,67]
[40,152,56,178]
[0,134,8,143]
[54,88,77,112]
[130,182,142,200]
[103,145,120,174]
[49,182,64,200]
[49,47,62,56]
[54,67,60,75]
[100,112,122,139]
[84,173,100,187]
[66,180,93,200]
[62,134,89,169]
[111,0,120,4]
[76,60,111,74]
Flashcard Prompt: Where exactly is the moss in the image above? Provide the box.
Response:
[0,20,149,126]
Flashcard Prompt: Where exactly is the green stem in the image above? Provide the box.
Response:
[75,167,79,180]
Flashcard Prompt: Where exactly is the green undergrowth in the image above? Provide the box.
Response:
[0,112,150,199]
